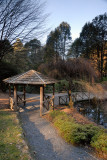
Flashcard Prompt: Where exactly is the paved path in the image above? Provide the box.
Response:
[19,97,102,160]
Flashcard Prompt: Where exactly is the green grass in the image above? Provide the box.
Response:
[49,110,107,157]
[0,110,31,160]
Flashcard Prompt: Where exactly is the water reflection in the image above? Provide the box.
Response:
[75,101,107,128]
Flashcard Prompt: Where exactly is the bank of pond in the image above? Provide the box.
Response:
[75,100,107,129]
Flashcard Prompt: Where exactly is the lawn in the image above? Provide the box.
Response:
[0,109,31,160]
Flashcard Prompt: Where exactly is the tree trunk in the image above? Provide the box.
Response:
[100,45,104,79]
[14,85,18,111]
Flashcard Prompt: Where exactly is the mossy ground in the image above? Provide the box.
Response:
[0,109,31,160]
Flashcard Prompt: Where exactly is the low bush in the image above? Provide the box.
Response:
[71,124,100,144]
[50,110,68,121]
[49,110,107,156]
[91,133,107,153]
[102,77,107,81]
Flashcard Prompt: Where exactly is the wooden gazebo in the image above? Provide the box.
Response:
[3,70,57,116]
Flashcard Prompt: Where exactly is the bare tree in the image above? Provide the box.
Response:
[0,0,48,43]
[38,58,98,82]
[38,58,98,99]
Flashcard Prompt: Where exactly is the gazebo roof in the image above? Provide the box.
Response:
[3,70,57,85]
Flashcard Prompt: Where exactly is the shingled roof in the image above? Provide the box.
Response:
[3,70,57,85]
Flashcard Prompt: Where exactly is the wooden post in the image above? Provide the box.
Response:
[9,84,11,97]
[8,84,11,109]
[40,86,44,116]
[43,85,44,102]
[14,85,17,111]
[23,85,26,106]
[53,84,55,110]
[69,90,71,101]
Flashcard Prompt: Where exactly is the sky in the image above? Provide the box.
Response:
[40,0,107,44]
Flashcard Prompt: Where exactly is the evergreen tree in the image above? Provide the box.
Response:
[68,38,82,58]
[25,38,44,69]
[5,38,29,72]
[70,13,107,78]
[58,22,72,60]
[45,22,72,62]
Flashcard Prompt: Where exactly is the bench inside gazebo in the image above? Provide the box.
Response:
[3,70,57,116]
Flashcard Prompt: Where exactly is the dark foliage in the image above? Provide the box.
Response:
[0,39,13,61]
[0,61,17,91]
[24,38,44,69]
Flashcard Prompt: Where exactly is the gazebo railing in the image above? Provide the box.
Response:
[17,94,25,104]
[44,95,54,110]
[59,95,69,105]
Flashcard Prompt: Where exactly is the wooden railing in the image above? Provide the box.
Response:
[59,95,69,105]
[44,95,54,110]
[58,92,92,105]
[17,94,25,104]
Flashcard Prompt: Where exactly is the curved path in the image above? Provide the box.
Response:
[19,99,102,160]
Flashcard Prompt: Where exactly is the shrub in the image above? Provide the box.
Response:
[71,124,100,144]
[91,132,107,154]
[102,77,107,81]
[54,114,77,143]
[49,110,66,121]
[49,110,107,157]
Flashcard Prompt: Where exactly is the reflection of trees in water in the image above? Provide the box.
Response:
[103,102,107,112]
[76,101,107,128]
[93,107,102,124]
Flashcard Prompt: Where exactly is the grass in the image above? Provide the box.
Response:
[0,109,31,160]
[49,110,107,159]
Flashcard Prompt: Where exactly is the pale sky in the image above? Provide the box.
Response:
[40,0,107,44]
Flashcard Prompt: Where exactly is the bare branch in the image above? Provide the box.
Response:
[0,0,48,42]
[0,0,48,60]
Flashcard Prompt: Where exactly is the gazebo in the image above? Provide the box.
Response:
[3,70,57,116]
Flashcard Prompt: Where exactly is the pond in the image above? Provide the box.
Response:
[75,100,107,128]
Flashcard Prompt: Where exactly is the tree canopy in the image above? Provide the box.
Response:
[45,22,72,62]
[0,39,13,61]
[68,13,107,78]
[25,38,44,69]
[68,38,82,58]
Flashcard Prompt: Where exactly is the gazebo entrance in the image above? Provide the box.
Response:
[3,70,57,116]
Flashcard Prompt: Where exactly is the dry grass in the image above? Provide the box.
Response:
[0,91,9,109]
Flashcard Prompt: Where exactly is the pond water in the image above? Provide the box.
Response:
[75,100,107,128]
